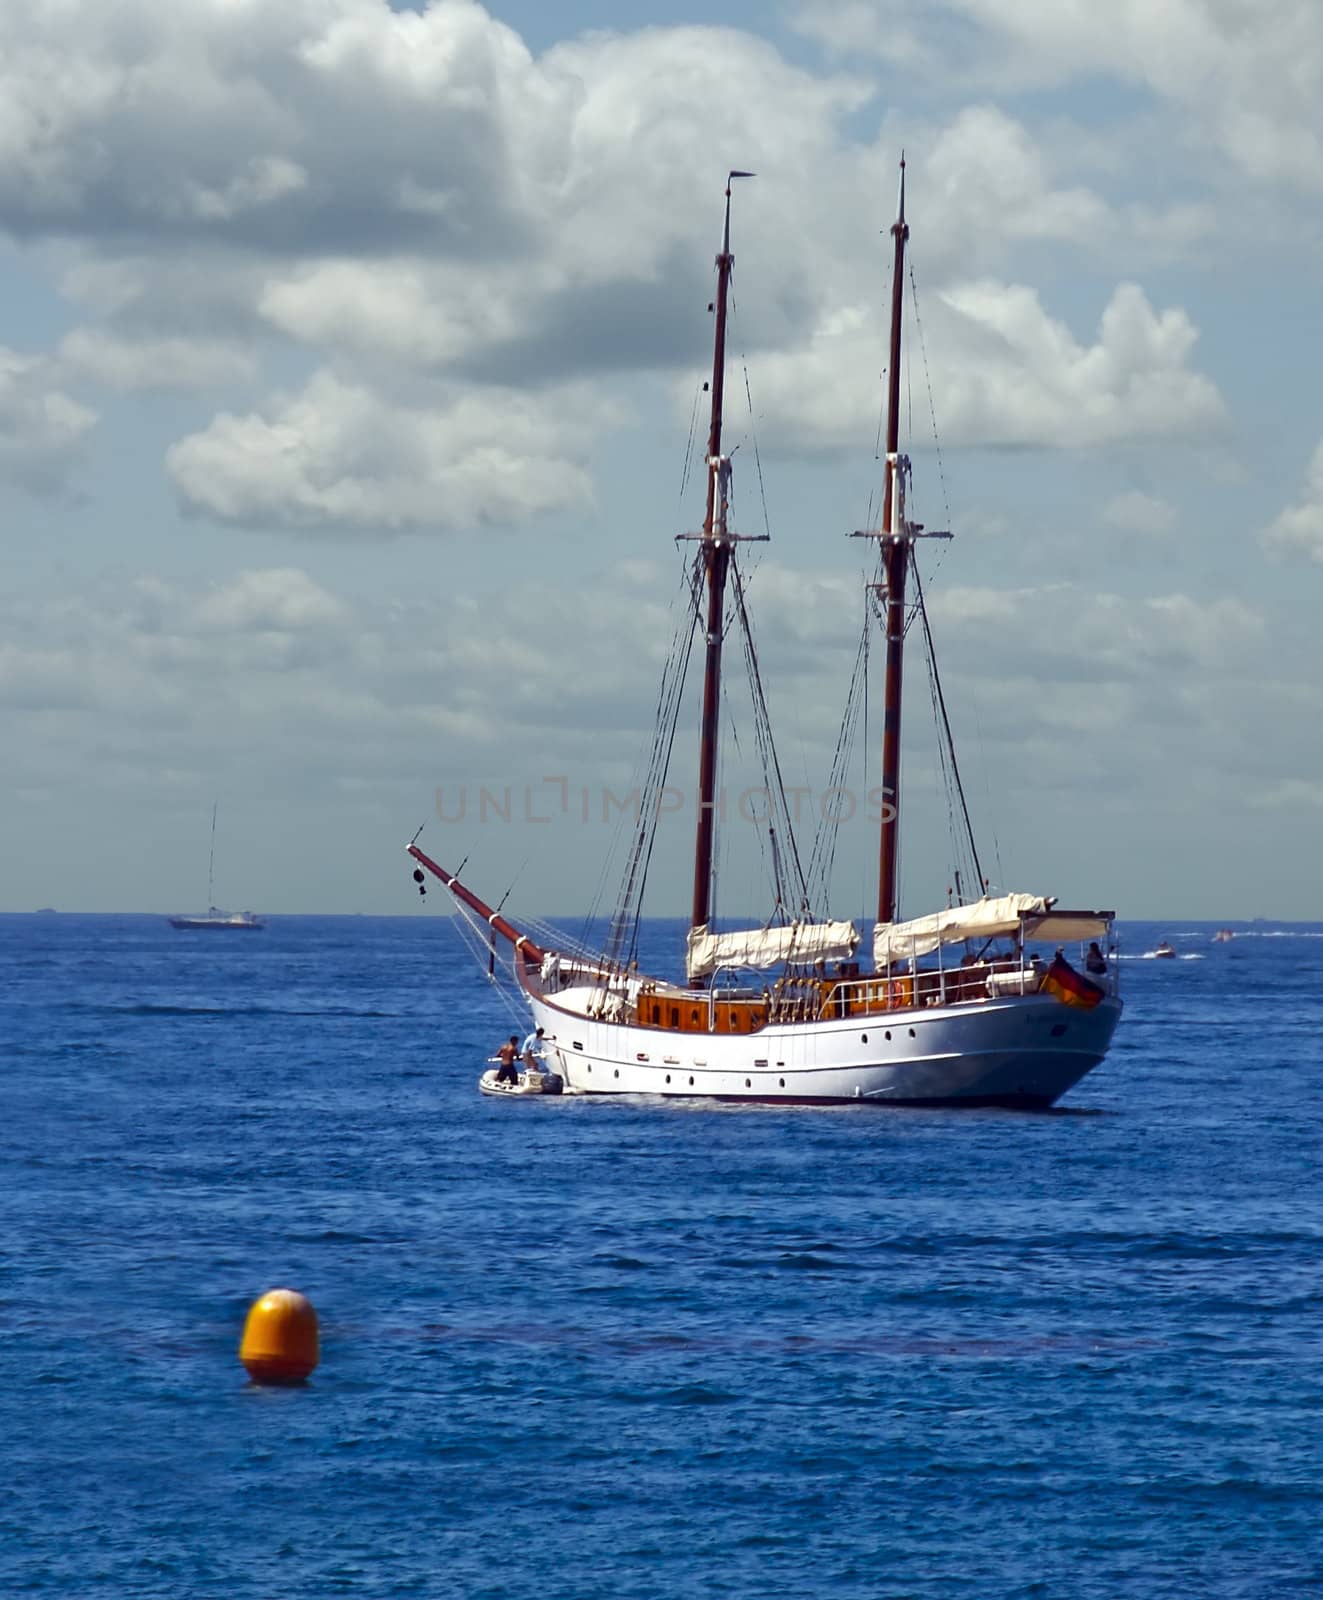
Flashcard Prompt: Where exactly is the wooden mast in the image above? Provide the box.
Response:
[877,157,910,927]
[690,172,750,948]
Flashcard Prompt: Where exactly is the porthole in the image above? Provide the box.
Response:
[745,1078,751,1088]
[861,1033,868,1043]
[908,1027,916,1038]
[614,1068,620,1078]
[688,1076,694,1086]
[665,1074,671,1084]
[779,1078,785,1088]
[885,1030,892,1041]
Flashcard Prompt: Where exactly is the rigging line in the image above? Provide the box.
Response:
[494,856,528,917]
[602,575,697,958]
[807,607,867,908]
[731,560,811,915]
[908,253,954,585]
[444,896,526,1024]
[923,602,969,903]
[620,559,704,966]
[741,360,773,542]
[910,548,984,895]
[679,381,703,504]
[588,570,694,941]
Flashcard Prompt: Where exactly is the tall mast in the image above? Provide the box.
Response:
[877,157,910,927]
[208,802,218,908]
[690,171,751,943]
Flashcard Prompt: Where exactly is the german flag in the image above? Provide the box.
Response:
[1041,955,1105,1009]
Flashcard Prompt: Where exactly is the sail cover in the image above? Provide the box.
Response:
[872,894,1052,965]
[686,920,859,981]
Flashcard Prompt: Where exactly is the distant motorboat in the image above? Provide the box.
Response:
[1154,941,1177,959]
[1212,928,1234,943]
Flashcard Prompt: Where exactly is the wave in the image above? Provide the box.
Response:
[72,1002,397,1019]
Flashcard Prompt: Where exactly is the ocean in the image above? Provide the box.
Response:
[3,912,1320,1598]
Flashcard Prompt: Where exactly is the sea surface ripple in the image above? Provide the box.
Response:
[2,914,1320,1597]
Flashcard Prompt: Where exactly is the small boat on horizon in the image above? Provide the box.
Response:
[1212,928,1234,943]
[1154,941,1177,959]
[169,908,264,931]
[169,806,263,931]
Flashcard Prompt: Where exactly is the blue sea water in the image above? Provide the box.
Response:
[2,912,1321,1598]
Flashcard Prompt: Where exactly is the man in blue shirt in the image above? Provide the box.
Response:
[521,1025,547,1072]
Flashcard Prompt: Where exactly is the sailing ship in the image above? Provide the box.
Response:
[409,164,1122,1107]
[169,805,263,930]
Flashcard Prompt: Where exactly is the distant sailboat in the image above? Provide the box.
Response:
[169,805,263,930]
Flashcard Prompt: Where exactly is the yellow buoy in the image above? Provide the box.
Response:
[240,1288,319,1384]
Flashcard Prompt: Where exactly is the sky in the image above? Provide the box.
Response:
[2,0,1321,922]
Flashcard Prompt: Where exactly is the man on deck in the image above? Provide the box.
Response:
[521,1025,547,1073]
[495,1035,520,1084]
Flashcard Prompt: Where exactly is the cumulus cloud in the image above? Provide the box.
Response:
[1102,489,1178,535]
[0,345,96,491]
[58,327,258,391]
[1261,440,1323,564]
[792,0,1323,192]
[165,370,603,533]
[748,280,1224,453]
[0,0,1231,541]
[0,0,563,254]
[191,568,348,632]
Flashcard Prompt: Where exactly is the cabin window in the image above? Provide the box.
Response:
[669,1007,679,1028]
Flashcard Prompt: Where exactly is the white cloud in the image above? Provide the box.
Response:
[792,0,1323,192]
[190,568,348,632]
[1103,490,1177,535]
[0,345,96,491]
[748,280,1224,453]
[1261,440,1323,564]
[165,369,602,533]
[59,327,258,391]
[1250,778,1323,812]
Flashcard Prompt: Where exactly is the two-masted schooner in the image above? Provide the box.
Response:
[409,165,1122,1107]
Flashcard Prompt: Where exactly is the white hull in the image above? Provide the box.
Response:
[522,975,1120,1109]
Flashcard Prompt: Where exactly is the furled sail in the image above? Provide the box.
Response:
[686,920,860,981]
[872,894,1052,965]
